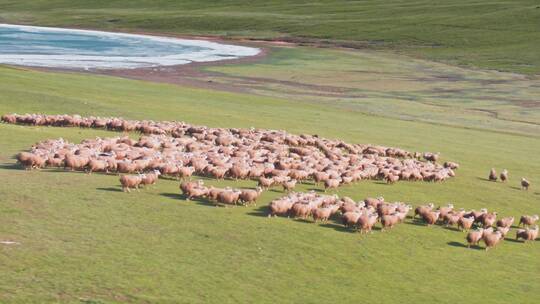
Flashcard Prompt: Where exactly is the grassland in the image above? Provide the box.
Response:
[1,0,540,74]
[1,59,540,303]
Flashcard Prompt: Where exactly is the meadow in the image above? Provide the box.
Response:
[0,1,540,302]
[1,54,539,302]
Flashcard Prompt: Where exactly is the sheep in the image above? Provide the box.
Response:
[324,178,340,191]
[466,228,484,248]
[519,215,539,227]
[342,211,361,228]
[282,179,297,192]
[496,226,510,238]
[381,213,400,231]
[516,226,538,242]
[64,154,89,171]
[312,207,333,223]
[365,197,384,209]
[16,152,45,169]
[86,159,108,174]
[521,178,530,190]
[239,187,263,206]
[414,203,434,219]
[437,204,454,220]
[421,210,440,226]
[357,213,378,234]
[500,169,508,182]
[217,189,242,206]
[258,177,274,189]
[443,212,461,228]
[119,174,143,192]
[488,168,498,181]
[141,170,161,187]
[291,202,312,219]
[482,230,503,251]
[496,217,514,228]
[481,212,497,228]
[444,161,459,170]
[186,186,209,200]
[180,180,204,196]
[268,199,294,217]
[458,216,474,231]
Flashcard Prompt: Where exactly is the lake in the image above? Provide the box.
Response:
[0,24,260,69]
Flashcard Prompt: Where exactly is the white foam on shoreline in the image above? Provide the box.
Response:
[0,24,260,69]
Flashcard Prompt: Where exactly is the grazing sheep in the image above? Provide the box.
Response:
[120,174,143,192]
[500,169,508,182]
[312,207,333,223]
[458,217,475,231]
[488,168,498,181]
[141,170,161,187]
[496,226,510,238]
[268,199,294,217]
[516,226,538,242]
[482,230,503,251]
[342,211,361,228]
[381,213,400,231]
[481,212,497,228]
[421,210,440,226]
[357,213,378,234]
[466,228,484,248]
[414,203,434,219]
[282,179,297,192]
[291,202,312,219]
[258,177,274,189]
[521,178,530,190]
[239,187,263,206]
[324,178,340,191]
[519,215,539,227]
[217,189,242,206]
[496,217,514,228]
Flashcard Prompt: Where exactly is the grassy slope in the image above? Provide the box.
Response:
[0,0,540,74]
[204,46,540,137]
[1,66,539,303]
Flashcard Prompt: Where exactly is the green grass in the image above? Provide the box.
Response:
[1,63,540,303]
[1,0,540,74]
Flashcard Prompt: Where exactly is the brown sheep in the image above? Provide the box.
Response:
[16,152,45,169]
[519,215,539,228]
[141,170,161,187]
[466,228,484,248]
[500,169,508,182]
[357,213,378,234]
[291,202,312,219]
[496,226,510,238]
[365,197,384,209]
[268,199,294,217]
[496,217,514,228]
[414,203,434,219]
[239,187,263,206]
[342,211,361,228]
[521,178,530,190]
[186,186,209,200]
[482,230,503,251]
[217,189,242,206]
[324,178,340,192]
[437,204,454,220]
[481,212,497,228]
[282,179,297,192]
[120,174,143,192]
[258,177,274,189]
[458,216,474,231]
[488,168,497,182]
[422,210,440,226]
[312,207,333,223]
[516,226,538,242]
[381,213,400,231]
[86,159,108,174]
[64,154,89,171]
[178,166,195,179]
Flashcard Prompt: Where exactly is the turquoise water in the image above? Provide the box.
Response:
[0,24,259,69]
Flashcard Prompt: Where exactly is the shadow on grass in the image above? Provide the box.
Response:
[247,206,269,217]
[509,186,522,191]
[0,163,22,170]
[504,238,524,244]
[160,192,217,207]
[447,241,483,250]
[96,187,122,192]
[307,188,324,193]
[319,222,356,233]
[476,177,492,182]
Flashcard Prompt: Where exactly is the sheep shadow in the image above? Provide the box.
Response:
[509,186,522,191]
[503,238,523,243]
[319,222,356,233]
[247,206,269,217]
[160,192,184,200]
[476,177,491,182]
[307,188,325,193]
[443,226,462,232]
[0,163,22,170]
[447,241,482,250]
[96,187,122,192]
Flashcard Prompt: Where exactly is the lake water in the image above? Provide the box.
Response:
[0,24,260,69]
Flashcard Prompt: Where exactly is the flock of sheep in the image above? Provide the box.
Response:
[2,113,537,249]
[268,193,539,249]
[4,113,457,189]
